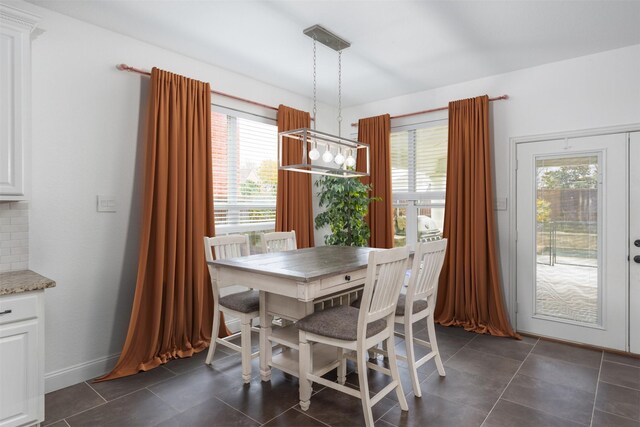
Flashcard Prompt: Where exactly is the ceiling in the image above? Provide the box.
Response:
[27,0,640,107]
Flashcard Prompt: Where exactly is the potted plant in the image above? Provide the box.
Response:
[314,176,380,246]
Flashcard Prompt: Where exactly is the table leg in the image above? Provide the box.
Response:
[259,291,272,382]
[299,330,312,411]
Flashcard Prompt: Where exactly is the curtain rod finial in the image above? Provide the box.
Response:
[116,64,128,71]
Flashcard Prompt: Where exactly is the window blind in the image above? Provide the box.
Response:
[391,124,448,201]
[211,112,278,231]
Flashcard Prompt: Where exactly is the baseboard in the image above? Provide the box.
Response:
[45,353,120,393]
[44,320,241,393]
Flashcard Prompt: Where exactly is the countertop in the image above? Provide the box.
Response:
[0,270,56,295]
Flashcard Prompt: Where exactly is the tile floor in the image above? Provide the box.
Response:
[43,324,640,427]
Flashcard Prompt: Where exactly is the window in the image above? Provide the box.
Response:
[390,123,448,247]
[211,109,278,252]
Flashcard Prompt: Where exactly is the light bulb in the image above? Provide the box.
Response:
[322,146,334,163]
[345,155,356,168]
[308,146,320,160]
[334,151,345,166]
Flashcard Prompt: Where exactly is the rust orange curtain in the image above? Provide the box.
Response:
[275,105,314,248]
[357,114,393,248]
[434,95,517,337]
[98,68,226,381]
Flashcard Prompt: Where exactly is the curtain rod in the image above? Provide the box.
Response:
[350,94,509,127]
[116,64,280,112]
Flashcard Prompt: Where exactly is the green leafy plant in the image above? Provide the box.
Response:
[314,176,380,246]
[536,198,551,223]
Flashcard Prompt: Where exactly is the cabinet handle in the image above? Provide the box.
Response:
[345,275,351,281]
[0,309,12,315]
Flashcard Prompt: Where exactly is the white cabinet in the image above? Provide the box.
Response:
[0,291,44,427]
[0,5,40,201]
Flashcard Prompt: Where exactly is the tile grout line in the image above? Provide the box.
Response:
[45,382,109,426]
[419,330,479,385]
[83,380,108,403]
[597,379,640,392]
[234,389,305,426]
[589,351,604,427]
[487,339,605,426]
[145,387,182,414]
[602,358,640,369]
[372,330,481,424]
[499,395,594,426]
[596,408,640,423]
[479,337,539,426]
[213,395,265,425]
[86,382,165,407]
[56,400,108,423]
[524,350,602,372]
[491,346,606,426]
[290,407,332,427]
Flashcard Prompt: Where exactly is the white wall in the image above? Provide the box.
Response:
[5,0,334,392]
[13,0,640,391]
[343,43,640,324]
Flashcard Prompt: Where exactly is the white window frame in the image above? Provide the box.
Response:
[391,119,448,247]
[211,104,278,237]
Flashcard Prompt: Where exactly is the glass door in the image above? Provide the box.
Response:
[630,132,640,354]
[516,133,628,350]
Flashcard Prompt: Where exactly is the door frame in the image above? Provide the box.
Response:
[508,123,640,349]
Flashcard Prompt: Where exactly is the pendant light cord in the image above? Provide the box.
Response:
[313,37,317,131]
[337,50,342,138]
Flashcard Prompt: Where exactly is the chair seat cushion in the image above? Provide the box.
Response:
[296,305,387,341]
[219,290,260,313]
[351,294,428,317]
[395,294,428,316]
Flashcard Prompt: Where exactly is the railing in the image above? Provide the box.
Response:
[536,220,597,268]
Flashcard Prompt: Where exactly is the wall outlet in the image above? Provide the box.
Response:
[494,197,507,211]
[97,195,117,212]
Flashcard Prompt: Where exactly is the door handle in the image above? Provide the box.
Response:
[0,309,12,315]
[635,255,640,264]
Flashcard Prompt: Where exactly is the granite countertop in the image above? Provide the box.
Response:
[0,270,56,295]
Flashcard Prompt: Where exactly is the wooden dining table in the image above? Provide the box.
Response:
[207,245,379,382]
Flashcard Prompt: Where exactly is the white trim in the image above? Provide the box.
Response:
[44,353,120,393]
[0,4,40,31]
[43,316,240,393]
[508,122,640,331]
[215,221,275,235]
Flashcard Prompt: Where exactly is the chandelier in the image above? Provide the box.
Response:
[278,25,370,178]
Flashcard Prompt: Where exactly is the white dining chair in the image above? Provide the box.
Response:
[204,234,260,383]
[394,239,448,397]
[261,230,297,253]
[261,230,298,330]
[297,247,410,427]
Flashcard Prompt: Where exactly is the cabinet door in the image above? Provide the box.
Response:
[0,25,26,199]
[0,4,39,200]
[0,320,39,427]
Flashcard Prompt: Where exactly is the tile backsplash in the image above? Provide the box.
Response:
[0,201,29,272]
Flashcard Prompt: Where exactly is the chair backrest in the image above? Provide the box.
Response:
[261,230,297,253]
[405,239,448,312]
[203,235,251,297]
[358,247,410,334]
[204,234,250,262]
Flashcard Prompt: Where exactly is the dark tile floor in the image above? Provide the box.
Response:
[44,324,640,427]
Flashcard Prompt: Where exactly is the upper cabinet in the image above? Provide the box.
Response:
[0,5,40,201]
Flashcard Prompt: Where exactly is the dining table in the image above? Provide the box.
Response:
[206,245,379,382]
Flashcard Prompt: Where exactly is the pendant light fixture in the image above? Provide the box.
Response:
[278,25,370,178]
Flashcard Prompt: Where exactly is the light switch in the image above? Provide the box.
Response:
[97,195,117,212]
[494,197,507,211]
